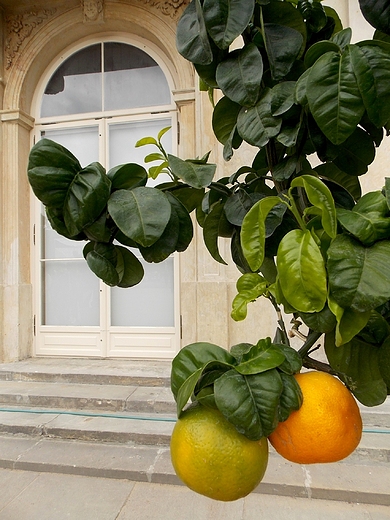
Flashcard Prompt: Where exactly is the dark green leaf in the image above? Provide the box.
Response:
[277,373,303,422]
[168,186,205,213]
[64,162,111,237]
[306,49,365,145]
[168,155,216,189]
[216,43,263,106]
[331,28,352,49]
[359,0,390,34]
[115,246,144,288]
[332,127,376,176]
[171,341,236,400]
[275,344,303,375]
[166,193,194,252]
[107,163,147,191]
[298,0,327,33]
[84,211,112,243]
[314,163,362,201]
[264,24,304,81]
[378,336,390,390]
[354,41,390,128]
[46,206,86,240]
[203,0,255,50]
[270,82,296,116]
[214,369,283,439]
[85,242,119,287]
[203,201,233,265]
[212,96,242,145]
[327,234,390,312]
[237,89,282,148]
[325,332,388,406]
[176,0,213,65]
[298,305,337,334]
[139,205,180,263]
[304,40,340,68]
[235,338,285,375]
[337,191,390,246]
[224,190,261,226]
[108,187,171,247]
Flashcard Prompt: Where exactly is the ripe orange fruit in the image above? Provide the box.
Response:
[268,371,362,464]
[170,404,269,501]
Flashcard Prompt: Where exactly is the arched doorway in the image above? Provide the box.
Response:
[32,38,180,358]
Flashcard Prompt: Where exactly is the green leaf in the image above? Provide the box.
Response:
[108,187,171,247]
[203,201,233,265]
[358,0,390,35]
[354,41,390,128]
[107,163,147,191]
[176,0,213,65]
[263,24,304,80]
[291,175,337,238]
[214,369,283,440]
[85,242,119,287]
[270,82,296,116]
[166,193,194,252]
[298,0,327,33]
[337,191,390,246]
[216,43,263,106]
[306,48,365,145]
[262,1,307,58]
[28,139,81,207]
[275,344,303,375]
[203,0,255,50]
[135,137,158,147]
[84,211,111,243]
[328,297,371,347]
[212,96,243,145]
[64,162,111,237]
[325,332,388,406]
[139,205,180,263]
[158,126,171,142]
[378,336,390,390]
[237,89,282,148]
[314,163,362,201]
[304,40,340,68]
[241,196,282,271]
[115,246,144,288]
[276,229,327,313]
[298,305,337,334]
[235,338,285,375]
[171,341,236,401]
[327,234,390,312]
[231,273,268,321]
[332,128,376,177]
[168,155,216,189]
[331,28,352,49]
[277,373,303,422]
[46,206,86,240]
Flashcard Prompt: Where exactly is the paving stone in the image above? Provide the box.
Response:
[0,467,39,511]
[0,470,134,520]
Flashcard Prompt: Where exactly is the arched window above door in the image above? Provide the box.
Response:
[41,42,171,117]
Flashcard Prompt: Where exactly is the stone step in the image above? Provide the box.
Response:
[0,407,388,463]
[0,434,388,507]
[0,380,176,414]
[0,358,171,387]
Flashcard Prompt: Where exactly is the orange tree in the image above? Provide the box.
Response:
[28,0,390,441]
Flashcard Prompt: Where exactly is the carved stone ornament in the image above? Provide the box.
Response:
[141,0,190,18]
[82,0,105,24]
[5,9,57,70]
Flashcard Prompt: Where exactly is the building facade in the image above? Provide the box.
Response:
[0,0,387,363]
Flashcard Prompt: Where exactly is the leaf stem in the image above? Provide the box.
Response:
[269,294,290,346]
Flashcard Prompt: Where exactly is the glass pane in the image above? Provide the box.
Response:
[109,119,175,328]
[108,118,172,168]
[42,260,100,326]
[111,256,175,327]
[40,127,100,326]
[43,126,99,168]
[104,42,171,111]
[41,44,102,117]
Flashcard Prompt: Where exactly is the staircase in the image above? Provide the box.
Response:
[0,358,388,506]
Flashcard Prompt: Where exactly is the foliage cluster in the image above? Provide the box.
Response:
[28,0,390,440]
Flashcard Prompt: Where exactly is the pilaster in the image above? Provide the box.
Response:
[0,109,34,361]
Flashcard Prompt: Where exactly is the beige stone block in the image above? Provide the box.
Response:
[196,281,229,347]
[180,281,197,347]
